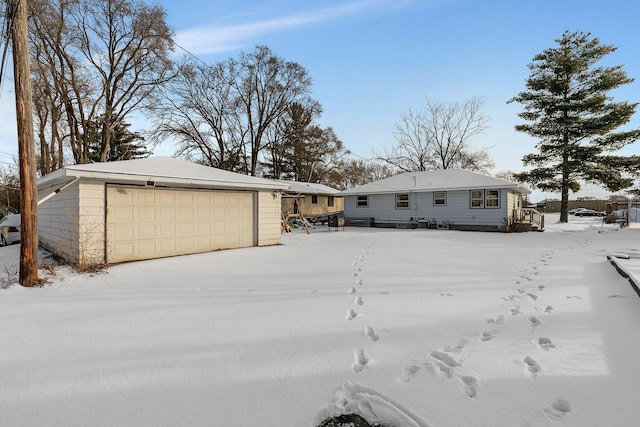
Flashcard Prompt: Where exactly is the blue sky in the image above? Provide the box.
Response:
[1,0,639,200]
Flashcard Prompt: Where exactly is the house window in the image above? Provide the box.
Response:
[470,190,484,208]
[470,190,501,208]
[434,191,447,206]
[328,196,334,207]
[486,190,500,208]
[357,195,368,207]
[396,193,410,209]
[311,195,318,204]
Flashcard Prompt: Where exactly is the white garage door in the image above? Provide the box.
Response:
[106,185,255,263]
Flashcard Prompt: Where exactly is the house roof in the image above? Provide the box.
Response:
[277,180,340,196]
[338,169,530,195]
[38,156,289,191]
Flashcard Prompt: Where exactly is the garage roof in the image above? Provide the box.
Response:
[38,156,289,191]
[277,180,340,196]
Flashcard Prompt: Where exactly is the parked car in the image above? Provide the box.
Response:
[574,209,605,217]
[569,208,587,215]
[0,213,20,246]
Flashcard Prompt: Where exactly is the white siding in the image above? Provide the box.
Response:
[344,189,511,228]
[507,191,521,222]
[38,180,82,264]
[257,191,282,246]
[78,181,107,265]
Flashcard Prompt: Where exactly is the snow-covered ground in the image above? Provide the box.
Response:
[1,213,639,427]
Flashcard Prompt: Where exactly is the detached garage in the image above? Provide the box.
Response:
[37,157,288,267]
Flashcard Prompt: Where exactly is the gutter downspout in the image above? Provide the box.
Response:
[37,177,80,206]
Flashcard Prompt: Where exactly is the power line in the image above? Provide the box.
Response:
[0,0,18,97]
[172,41,210,67]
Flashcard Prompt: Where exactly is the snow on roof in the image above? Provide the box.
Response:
[339,169,529,195]
[38,157,288,191]
[276,180,340,195]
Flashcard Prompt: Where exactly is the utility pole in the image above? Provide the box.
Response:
[11,0,39,287]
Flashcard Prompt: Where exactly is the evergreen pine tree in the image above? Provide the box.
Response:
[509,31,640,222]
[88,119,150,162]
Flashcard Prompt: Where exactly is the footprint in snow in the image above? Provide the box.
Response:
[608,294,626,298]
[566,295,583,299]
[346,309,358,320]
[542,397,572,421]
[443,338,468,354]
[352,349,368,373]
[440,292,453,297]
[398,365,421,383]
[459,375,478,398]
[422,350,462,381]
[509,306,523,315]
[355,295,364,306]
[347,287,357,294]
[480,329,500,342]
[430,350,462,368]
[538,285,546,291]
[537,337,556,351]
[538,305,554,313]
[355,279,364,286]
[523,356,541,380]
[528,316,541,328]
[364,326,379,342]
[526,292,538,301]
[423,360,454,380]
[486,315,504,324]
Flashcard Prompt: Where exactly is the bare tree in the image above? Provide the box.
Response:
[494,170,522,183]
[260,100,348,183]
[0,166,21,216]
[29,0,174,167]
[326,158,396,190]
[151,59,244,170]
[381,108,433,172]
[77,0,174,162]
[152,46,315,175]
[29,0,86,171]
[234,46,313,176]
[376,97,492,173]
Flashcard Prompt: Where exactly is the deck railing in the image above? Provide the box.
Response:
[514,208,545,231]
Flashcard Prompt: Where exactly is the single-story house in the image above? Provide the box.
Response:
[37,157,288,267]
[279,181,343,221]
[339,169,540,231]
